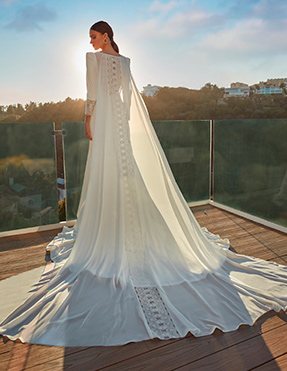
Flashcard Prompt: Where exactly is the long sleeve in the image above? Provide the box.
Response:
[85,52,98,115]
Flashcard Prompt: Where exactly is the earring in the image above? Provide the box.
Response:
[103,38,108,44]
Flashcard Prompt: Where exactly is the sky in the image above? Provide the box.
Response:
[1,0,287,106]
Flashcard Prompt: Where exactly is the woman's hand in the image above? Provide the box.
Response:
[85,115,92,140]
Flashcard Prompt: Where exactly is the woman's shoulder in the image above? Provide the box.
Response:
[86,52,97,63]
[94,51,130,61]
[86,52,130,69]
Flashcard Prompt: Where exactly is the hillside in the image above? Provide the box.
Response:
[1,85,287,125]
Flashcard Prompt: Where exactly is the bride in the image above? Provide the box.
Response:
[0,21,286,347]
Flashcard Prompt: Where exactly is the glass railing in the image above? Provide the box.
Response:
[153,121,210,202]
[0,122,59,232]
[1,119,286,232]
[214,119,287,227]
[61,120,211,220]
[62,122,89,220]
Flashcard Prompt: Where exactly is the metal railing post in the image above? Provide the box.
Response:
[209,120,215,200]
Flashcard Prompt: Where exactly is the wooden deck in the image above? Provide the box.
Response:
[1,205,287,371]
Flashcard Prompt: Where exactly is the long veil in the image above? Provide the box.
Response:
[0,52,286,346]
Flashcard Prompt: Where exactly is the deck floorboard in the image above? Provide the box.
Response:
[1,205,287,371]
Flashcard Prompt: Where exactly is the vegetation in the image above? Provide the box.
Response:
[142,84,287,120]
[1,84,286,125]
[0,98,85,129]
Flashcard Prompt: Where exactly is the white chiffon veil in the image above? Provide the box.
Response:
[0,52,286,347]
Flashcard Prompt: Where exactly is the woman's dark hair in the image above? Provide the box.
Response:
[90,21,119,53]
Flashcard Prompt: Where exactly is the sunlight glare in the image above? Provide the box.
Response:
[73,38,92,79]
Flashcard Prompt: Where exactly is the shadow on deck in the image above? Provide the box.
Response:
[1,205,287,370]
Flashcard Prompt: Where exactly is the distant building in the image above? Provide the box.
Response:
[224,84,250,98]
[255,85,284,95]
[142,84,160,97]
[252,78,287,89]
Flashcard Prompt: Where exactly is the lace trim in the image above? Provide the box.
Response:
[85,99,96,115]
[110,57,180,339]
[135,287,180,339]
[107,57,122,95]
[113,93,147,283]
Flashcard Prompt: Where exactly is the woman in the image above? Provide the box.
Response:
[0,21,286,347]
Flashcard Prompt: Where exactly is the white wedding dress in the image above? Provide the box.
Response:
[0,52,286,346]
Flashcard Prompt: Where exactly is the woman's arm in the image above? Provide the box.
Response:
[85,115,92,141]
[84,53,98,140]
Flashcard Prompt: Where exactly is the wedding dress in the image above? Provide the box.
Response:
[0,52,286,346]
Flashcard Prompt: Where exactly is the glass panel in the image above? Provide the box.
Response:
[62,122,89,220]
[0,122,58,232]
[153,121,210,202]
[214,119,287,227]
[63,120,210,220]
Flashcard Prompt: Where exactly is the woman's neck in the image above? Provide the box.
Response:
[101,45,120,56]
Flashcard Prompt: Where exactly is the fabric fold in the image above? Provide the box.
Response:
[1,51,286,346]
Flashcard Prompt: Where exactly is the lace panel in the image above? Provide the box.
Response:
[85,99,96,115]
[107,57,122,95]
[135,287,180,339]
[110,56,180,340]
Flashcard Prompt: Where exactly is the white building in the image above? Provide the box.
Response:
[253,78,287,89]
[224,86,250,98]
[142,84,160,97]
[255,85,284,95]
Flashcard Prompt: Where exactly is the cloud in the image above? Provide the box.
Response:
[225,0,261,19]
[132,0,287,57]
[133,1,225,40]
[5,4,57,31]
[0,0,19,6]
[148,0,179,14]
[197,1,287,58]
[252,0,287,20]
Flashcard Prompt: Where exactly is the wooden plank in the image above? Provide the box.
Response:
[229,243,278,261]
[259,242,287,257]
[231,237,266,249]
[176,324,287,371]
[0,229,61,281]
[0,338,14,355]
[1,205,286,370]
[24,342,149,370]
[96,313,286,371]
[231,218,268,230]
[0,229,61,253]
[144,334,191,351]
[252,352,287,371]
[251,229,287,240]
[232,248,278,262]
[0,350,12,371]
[270,255,287,266]
[145,310,287,352]
[5,342,30,371]
[5,343,87,371]
[15,312,286,371]
[0,246,48,281]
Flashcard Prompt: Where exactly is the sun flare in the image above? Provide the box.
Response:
[73,38,92,79]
